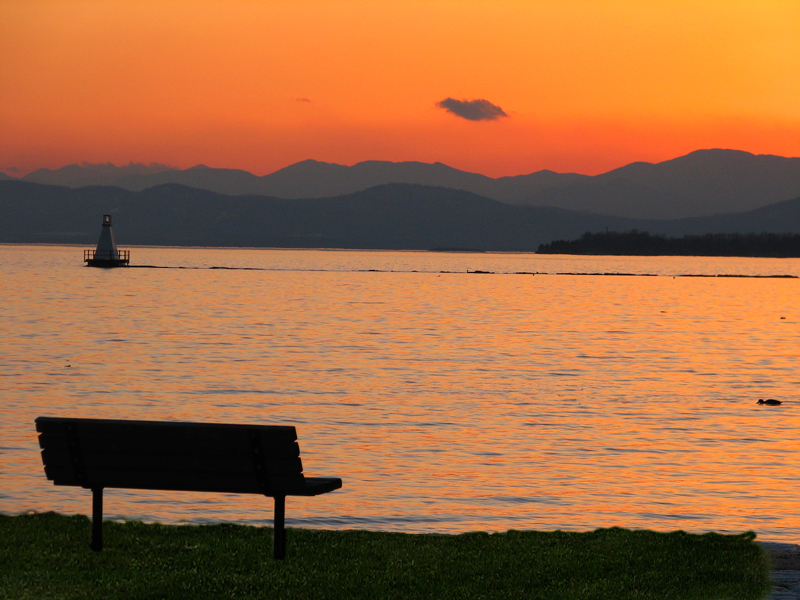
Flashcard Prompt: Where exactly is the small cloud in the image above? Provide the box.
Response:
[294,97,311,103]
[436,98,508,121]
[2,166,21,173]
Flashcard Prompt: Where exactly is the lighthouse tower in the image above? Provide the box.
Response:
[84,215,130,267]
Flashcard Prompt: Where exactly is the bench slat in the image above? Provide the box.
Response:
[65,429,298,449]
[43,465,313,495]
[36,417,297,440]
[38,432,301,459]
[40,448,304,475]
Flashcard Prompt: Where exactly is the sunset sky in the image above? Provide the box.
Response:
[2,0,798,177]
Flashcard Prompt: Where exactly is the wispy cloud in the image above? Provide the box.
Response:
[293,97,311,103]
[436,98,508,121]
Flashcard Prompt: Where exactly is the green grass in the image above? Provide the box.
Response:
[0,513,770,600]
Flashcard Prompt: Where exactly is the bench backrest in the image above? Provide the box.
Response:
[36,417,304,496]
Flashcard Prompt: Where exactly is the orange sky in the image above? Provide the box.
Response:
[1,0,798,177]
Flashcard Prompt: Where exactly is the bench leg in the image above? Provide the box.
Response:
[273,495,286,560]
[91,487,103,552]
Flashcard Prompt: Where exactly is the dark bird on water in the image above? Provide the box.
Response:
[757,399,782,406]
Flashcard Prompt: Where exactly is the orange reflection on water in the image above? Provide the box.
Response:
[2,246,799,540]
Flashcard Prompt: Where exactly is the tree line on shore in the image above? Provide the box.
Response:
[536,231,800,257]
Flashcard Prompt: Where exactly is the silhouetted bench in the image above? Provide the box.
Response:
[35,416,342,559]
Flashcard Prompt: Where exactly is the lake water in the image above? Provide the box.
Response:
[2,245,799,541]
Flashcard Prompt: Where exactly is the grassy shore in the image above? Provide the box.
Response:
[0,513,770,599]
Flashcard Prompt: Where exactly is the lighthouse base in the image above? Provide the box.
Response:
[86,258,130,268]
[84,249,130,267]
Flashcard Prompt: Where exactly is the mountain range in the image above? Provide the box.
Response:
[13,149,800,220]
[2,180,799,251]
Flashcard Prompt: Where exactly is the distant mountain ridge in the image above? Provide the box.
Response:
[21,162,178,188]
[2,180,799,251]
[16,149,800,220]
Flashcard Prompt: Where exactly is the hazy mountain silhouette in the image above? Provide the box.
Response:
[649,195,800,237]
[531,149,800,219]
[21,159,587,205]
[17,149,800,220]
[256,159,589,202]
[22,162,177,188]
[2,180,799,251]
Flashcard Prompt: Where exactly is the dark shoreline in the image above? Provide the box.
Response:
[538,231,800,258]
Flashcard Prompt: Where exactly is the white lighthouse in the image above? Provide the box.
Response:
[84,215,130,267]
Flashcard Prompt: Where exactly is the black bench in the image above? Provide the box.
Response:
[35,416,342,559]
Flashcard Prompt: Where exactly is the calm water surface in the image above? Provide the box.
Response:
[2,245,799,540]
